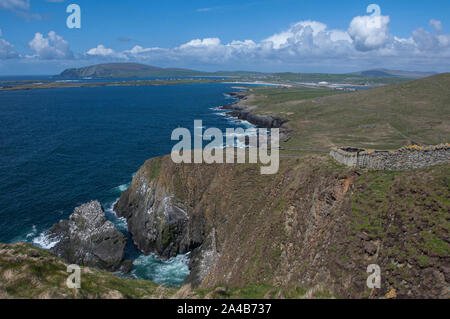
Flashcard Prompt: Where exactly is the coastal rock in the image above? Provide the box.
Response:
[114,158,206,259]
[48,201,127,271]
[221,91,291,141]
[224,105,288,129]
[185,228,220,287]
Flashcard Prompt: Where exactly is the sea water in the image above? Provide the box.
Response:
[0,82,252,286]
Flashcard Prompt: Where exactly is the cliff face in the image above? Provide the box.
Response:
[115,155,449,298]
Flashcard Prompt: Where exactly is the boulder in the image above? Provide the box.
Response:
[48,201,127,271]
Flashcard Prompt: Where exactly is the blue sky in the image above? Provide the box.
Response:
[0,0,449,74]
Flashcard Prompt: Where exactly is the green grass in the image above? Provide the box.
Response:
[149,157,162,180]
[241,74,450,152]
[271,72,411,85]
[0,243,176,299]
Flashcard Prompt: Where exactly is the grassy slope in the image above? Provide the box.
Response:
[0,242,178,299]
[0,242,329,299]
[271,72,411,85]
[245,73,450,151]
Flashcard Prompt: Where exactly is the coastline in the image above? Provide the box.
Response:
[222,81,292,88]
[221,88,292,141]
[0,79,224,92]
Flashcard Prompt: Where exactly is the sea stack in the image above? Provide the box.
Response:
[48,201,127,271]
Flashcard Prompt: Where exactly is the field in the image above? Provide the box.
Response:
[243,73,450,152]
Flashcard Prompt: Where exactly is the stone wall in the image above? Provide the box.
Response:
[330,144,450,171]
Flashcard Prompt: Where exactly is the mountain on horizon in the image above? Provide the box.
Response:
[55,63,207,79]
[55,62,439,80]
[353,68,437,79]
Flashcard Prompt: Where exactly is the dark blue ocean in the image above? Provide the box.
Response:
[0,82,252,286]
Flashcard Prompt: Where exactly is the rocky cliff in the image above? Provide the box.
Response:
[115,154,449,298]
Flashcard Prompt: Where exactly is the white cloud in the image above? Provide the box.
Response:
[264,21,330,49]
[93,14,449,72]
[28,31,73,59]
[86,44,116,57]
[3,9,450,72]
[196,8,212,12]
[0,0,42,20]
[348,15,390,51]
[430,19,443,33]
[0,0,29,10]
[0,38,19,59]
[179,38,221,49]
[0,27,19,59]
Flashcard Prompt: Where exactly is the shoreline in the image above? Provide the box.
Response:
[222,81,292,88]
[0,79,225,92]
[0,79,292,92]
[221,88,292,141]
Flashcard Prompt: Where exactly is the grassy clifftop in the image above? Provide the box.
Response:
[0,242,177,299]
[245,73,450,151]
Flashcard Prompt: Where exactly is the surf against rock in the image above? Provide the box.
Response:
[171,120,280,175]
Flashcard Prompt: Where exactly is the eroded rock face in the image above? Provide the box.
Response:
[114,159,206,259]
[48,201,126,271]
[114,155,450,299]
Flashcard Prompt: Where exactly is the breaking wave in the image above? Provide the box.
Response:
[130,253,190,287]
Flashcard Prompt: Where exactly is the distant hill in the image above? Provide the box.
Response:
[55,63,439,82]
[354,68,437,79]
[56,63,208,79]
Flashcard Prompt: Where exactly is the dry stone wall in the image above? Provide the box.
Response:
[330,144,450,171]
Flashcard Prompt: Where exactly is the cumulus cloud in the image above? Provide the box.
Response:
[430,19,443,33]
[82,13,449,71]
[86,44,116,57]
[348,15,390,51]
[0,28,19,59]
[0,38,19,59]
[4,8,450,72]
[179,38,221,49]
[28,31,73,59]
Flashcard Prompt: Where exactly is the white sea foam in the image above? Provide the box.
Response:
[32,231,60,249]
[113,183,130,193]
[26,225,37,239]
[214,112,227,117]
[105,198,128,231]
[131,253,190,286]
